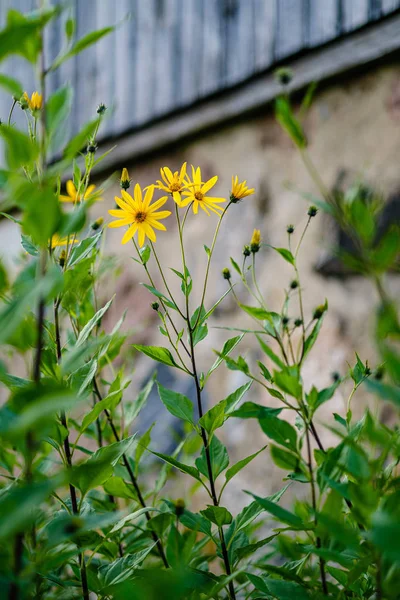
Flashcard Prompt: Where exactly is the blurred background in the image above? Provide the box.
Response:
[1,0,400,509]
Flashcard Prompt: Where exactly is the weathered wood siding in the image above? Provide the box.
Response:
[0,0,399,140]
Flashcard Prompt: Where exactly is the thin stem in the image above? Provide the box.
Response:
[132,238,191,358]
[8,99,17,126]
[92,379,169,568]
[304,423,328,595]
[193,203,231,331]
[300,149,332,206]
[150,241,185,319]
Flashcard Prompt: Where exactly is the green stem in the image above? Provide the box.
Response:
[150,241,185,319]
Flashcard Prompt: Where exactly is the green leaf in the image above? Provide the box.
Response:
[124,375,155,427]
[0,125,39,169]
[76,297,114,346]
[270,444,300,472]
[196,436,229,481]
[98,545,155,588]
[0,383,79,439]
[142,283,178,311]
[225,381,253,414]
[256,335,285,368]
[157,382,195,427]
[230,257,242,275]
[273,367,302,400]
[240,304,271,320]
[56,27,114,68]
[0,478,60,539]
[151,450,203,483]
[199,400,226,441]
[235,534,277,560]
[46,85,73,152]
[63,119,99,160]
[0,74,22,98]
[259,415,298,451]
[245,491,303,528]
[179,509,212,537]
[302,314,325,361]
[272,247,295,265]
[68,231,102,267]
[79,389,123,435]
[248,573,311,599]
[0,10,55,64]
[133,344,182,370]
[230,402,282,420]
[207,334,244,381]
[224,446,267,485]
[65,17,75,41]
[21,235,39,256]
[146,512,174,538]
[365,379,400,407]
[201,505,232,527]
[275,96,307,148]
[72,435,136,496]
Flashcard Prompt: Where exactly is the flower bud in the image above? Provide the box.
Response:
[294,318,303,327]
[120,167,131,190]
[313,304,326,319]
[243,245,251,257]
[151,302,160,311]
[59,250,67,268]
[308,205,318,218]
[250,229,261,253]
[87,142,97,154]
[222,268,231,281]
[287,224,295,234]
[282,316,289,326]
[374,366,384,380]
[275,67,293,86]
[175,498,185,517]
[91,217,104,230]
[290,280,298,290]
[97,103,107,115]
[332,371,340,382]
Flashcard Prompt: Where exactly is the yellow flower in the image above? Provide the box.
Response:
[59,180,100,204]
[50,234,79,248]
[155,162,187,206]
[108,183,170,247]
[180,166,226,215]
[120,168,131,190]
[250,229,261,253]
[230,176,255,202]
[23,91,42,111]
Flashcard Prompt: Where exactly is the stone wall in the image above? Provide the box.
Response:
[1,62,400,513]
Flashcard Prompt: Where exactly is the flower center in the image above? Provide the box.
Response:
[194,191,203,201]
[170,182,181,192]
[135,211,147,223]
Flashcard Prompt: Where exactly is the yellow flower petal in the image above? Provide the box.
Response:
[66,180,77,200]
[201,176,218,195]
[121,223,138,244]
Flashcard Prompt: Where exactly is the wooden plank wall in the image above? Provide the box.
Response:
[0,0,399,145]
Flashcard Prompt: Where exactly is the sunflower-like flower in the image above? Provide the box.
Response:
[50,234,79,248]
[250,229,261,253]
[59,180,101,204]
[23,91,42,112]
[180,166,226,215]
[230,176,255,203]
[155,163,187,206]
[108,183,170,246]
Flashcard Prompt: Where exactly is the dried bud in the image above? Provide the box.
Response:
[243,245,251,257]
[250,229,261,253]
[91,217,104,230]
[222,268,231,281]
[332,371,340,382]
[290,280,298,290]
[120,167,131,190]
[282,316,289,326]
[59,250,67,268]
[97,103,107,115]
[308,205,318,218]
[294,318,303,327]
[287,224,295,234]
[374,366,384,380]
[151,302,160,311]
[175,498,185,517]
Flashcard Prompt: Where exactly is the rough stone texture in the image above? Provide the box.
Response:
[1,63,400,513]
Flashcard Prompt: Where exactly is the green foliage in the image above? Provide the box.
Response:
[0,7,398,600]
